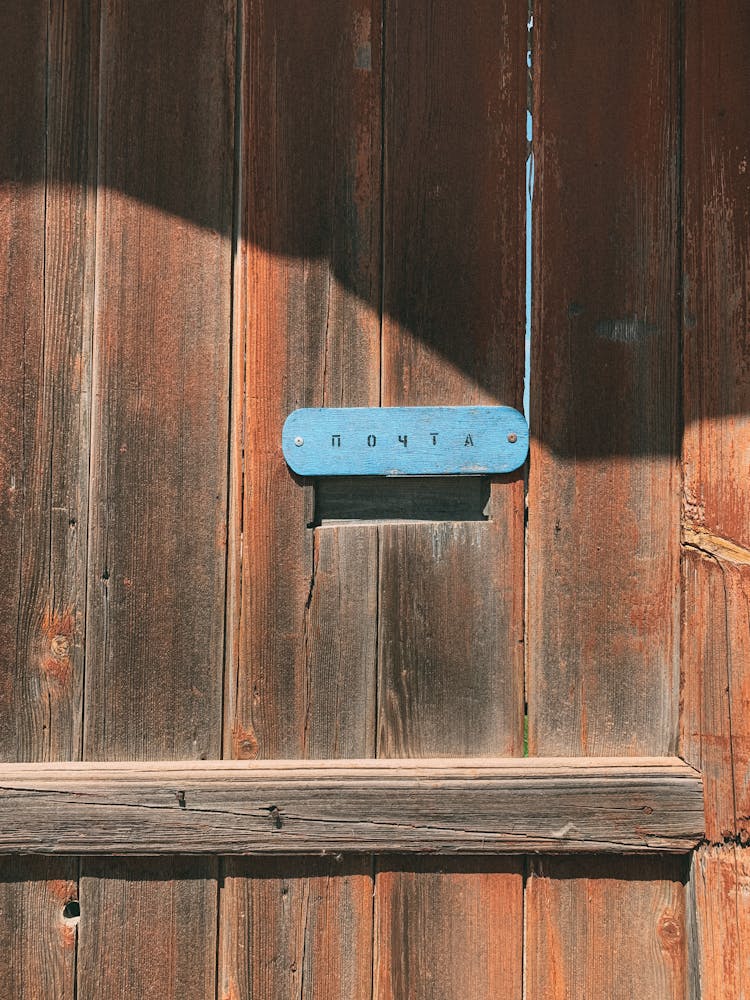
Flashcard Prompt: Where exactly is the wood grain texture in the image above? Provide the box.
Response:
[77,858,217,1000]
[0,757,703,854]
[378,0,526,759]
[223,3,381,993]
[526,856,689,1000]
[0,858,78,1000]
[528,0,680,756]
[682,543,750,843]
[374,859,523,1000]
[77,4,233,998]
[84,0,234,761]
[682,0,750,557]
[0,0,46,762]
[0,0,98,764]
[526,4,684,995]
[378,519,523,758]
[375,3,526,993]
[0,0,95,764]
[681,0,750,844]
[690,845,750,1000]
[219,857,373,1000]
[681,4,750,993]
[0,4,92,997]
[231,0,382,761]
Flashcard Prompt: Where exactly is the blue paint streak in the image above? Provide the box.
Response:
[525,111,533,423]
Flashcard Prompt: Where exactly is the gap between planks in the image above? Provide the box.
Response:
[0,757,703,855]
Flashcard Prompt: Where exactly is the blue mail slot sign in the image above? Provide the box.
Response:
[282,406,529,477]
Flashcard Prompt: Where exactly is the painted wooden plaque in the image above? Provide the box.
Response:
[282,406,528,476]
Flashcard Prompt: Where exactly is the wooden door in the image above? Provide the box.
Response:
[0,1,745,997]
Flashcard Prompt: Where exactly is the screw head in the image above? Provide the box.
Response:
[507,432,518,443]
[294,436,304,447]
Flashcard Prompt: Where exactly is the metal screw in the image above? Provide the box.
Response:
[507,432,518,443]
[294,436,304,447]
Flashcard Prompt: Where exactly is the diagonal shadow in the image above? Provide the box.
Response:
[1,0,747,465]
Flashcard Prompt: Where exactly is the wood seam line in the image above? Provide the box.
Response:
[682,526,750,566]
[0,757,703,854]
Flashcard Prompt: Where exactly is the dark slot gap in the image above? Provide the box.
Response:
[311,476,491,526]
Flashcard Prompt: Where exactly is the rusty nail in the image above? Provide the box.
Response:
[507,432,518,443]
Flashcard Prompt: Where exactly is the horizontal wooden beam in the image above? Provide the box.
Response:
[0,757,703,854]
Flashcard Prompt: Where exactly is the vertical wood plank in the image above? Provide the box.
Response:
[378,521,522,757]
[0,0,46,760]
[375,859,523,1000]
[84,0,234,762]
[0,0,95,765]
[42,0,100,760]
[681,2,750,993]
[690,846,750,1000]
[528,0,680,757]
[526,3,683,997]
[219,858,373,1000]
[222,2,381,995]
[230,0,382,762]
[375,3,526,997]
[378,0,526,760]
[0,4,91,997]
[0,858,78,1000]
[78,3,233,997]
[682,545,750,842]
[682,0,750,560]
[78,859,217,1000]
[526,857,688,1000]
[0,0,99,765]
[681,0,750,844]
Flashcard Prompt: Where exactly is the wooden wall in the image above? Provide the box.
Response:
[0,0,746,996]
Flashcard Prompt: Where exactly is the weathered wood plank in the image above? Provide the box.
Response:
[83,0,234,762]
[222,3,381,994]
[77,858,217,1000]
[528,0,680,757]
[378,0,526,759]
[690,845,750,1000]
[682,0,750,562]
[77,4,234,998]
[219,857,373,1000]
[526,3,683,996]
[0,857,78,1000]
[681,0,750,845]
[0,0,98,765]
[0,0,46,761]
[0,0,96,763]
[378,520,524,758]
[374,859,523,1000]
[681,3,750,993]
[682,543,750,843]
[230,0,382,761]
[526,856,689,999]
[0,4,92,997]
[375,2,526,992]
[0,757,703,854]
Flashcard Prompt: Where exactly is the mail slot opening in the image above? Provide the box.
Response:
[312,476,491,525]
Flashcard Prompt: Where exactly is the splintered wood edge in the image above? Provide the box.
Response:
[0,757,703,855]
